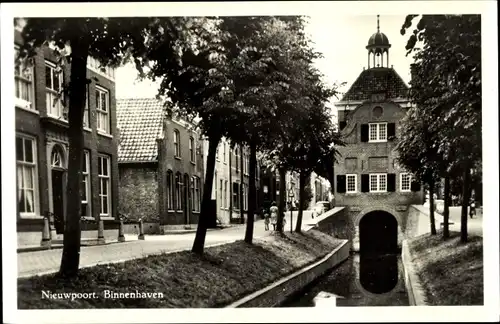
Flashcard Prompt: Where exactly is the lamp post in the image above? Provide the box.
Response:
[288,187,295,233]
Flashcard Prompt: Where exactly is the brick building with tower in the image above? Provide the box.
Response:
[333,16,424,252]
[15,29,120,247]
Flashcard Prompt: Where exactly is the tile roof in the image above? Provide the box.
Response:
[116,98,165,163]
[341,67,409,102]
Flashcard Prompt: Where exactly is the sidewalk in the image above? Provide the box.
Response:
[18,211,314,278]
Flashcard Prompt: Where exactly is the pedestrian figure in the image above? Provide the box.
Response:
[469,197,476,219]
[270,201,278,231]
[264,212,270,231]
[282,216,287,232]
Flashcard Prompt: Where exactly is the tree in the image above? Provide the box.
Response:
[16,17,162,277]
[215,16,334,238]
[401,15,481,242]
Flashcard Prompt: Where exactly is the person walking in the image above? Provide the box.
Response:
[264,210,270,231]
[270,201,278,231]
[469,197,476,219]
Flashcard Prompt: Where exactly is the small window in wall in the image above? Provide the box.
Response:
[81,151,91,217]
[369,173,387,192]
[96,85,110,134]
[368,122,387,142]
[16,135,38,216]
[166,170,174,210]
[45,61,66,120]
[346,174,357,193]
[189,137,195,163]
[175,172,182,210]
[98,155,111,217]
[372,106,383,118]
[400,173,411,192]
[232,182,240,210]
[14,47,35,110]
[174,130,181,158]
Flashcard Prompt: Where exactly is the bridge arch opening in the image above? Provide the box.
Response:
[359,210,398,254]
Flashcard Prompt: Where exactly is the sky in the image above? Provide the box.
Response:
[115,15,415,106]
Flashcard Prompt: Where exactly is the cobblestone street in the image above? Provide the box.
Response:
[18,211,313,278]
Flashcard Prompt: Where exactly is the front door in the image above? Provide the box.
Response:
[52,169,65,234]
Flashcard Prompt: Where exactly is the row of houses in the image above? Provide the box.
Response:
[14,32,331,245]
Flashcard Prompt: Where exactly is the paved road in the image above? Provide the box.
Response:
[18,210,314,278]
[447,206,483,237]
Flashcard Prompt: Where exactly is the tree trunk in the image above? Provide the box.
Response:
[443,176,451,239]
[295,170,306,233]
[59,40,89,278]
[192,134,220,254]
[244,141,257,243]
[429,179,437,235]
[460,165,471,243]
[240,145,244,224]
[276,167,286,233]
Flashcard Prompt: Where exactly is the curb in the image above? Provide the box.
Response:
[225,239,350,308]
[401,240,428,306]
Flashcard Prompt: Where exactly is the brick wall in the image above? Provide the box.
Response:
[118,164,159,222]
[15,31,119,233]
[335,101,424,220]
[157,118,204,226]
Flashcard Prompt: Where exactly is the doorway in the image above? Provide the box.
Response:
[52,169,65,234]
[50,144,66,234]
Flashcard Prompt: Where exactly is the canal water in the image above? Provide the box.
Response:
[282,253,409,307]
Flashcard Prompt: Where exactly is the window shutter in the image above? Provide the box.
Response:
[387,123,396,140]
[387,173,396,192]
[337,175,346,193]
[411,181,421,192]
[360,124,369,142]
[361,174,370,192]
[339,121,347,131]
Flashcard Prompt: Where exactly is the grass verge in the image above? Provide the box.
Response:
[408,230,483,305]
[18,229,343,309]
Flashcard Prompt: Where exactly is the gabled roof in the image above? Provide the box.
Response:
[116,98,165,163]
[340,67,409,102]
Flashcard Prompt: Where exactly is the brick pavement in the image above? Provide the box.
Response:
[18,211,314,278]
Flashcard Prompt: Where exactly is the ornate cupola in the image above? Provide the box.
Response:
[366,15,391,68]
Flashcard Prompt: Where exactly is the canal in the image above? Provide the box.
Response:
[282,253,409,307]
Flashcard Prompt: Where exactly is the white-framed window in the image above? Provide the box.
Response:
[83,84,90,129]
[45,60,66,120]
[174,130,181,158]
[96,85,110,134]
[369,173,387,192]
[233,182,240,210]
[166,170,174,210]
[346,174,357,193]
[219,179,223,208]
[16,135,38,216]
[223,142,227,164]
[224,180,228,208]
[98,155,111,217]
[400,173,412,192]
[216,144,220,161]
[235,147,240,172]
[191,176,201,212]
[189,136,195,163]
[175,172,182,210]
[243,184,248,210]
[81,151,91,217]
[15,47,35,110]
[368,122,387,142]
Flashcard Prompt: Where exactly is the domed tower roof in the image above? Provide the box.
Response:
[367,32,390,47]
[366,15,391,54]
